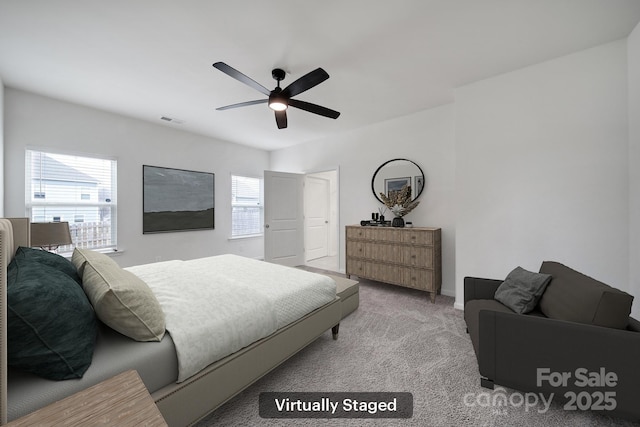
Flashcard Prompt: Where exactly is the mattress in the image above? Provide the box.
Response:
[7,321,177,421]
[127,254,337,382]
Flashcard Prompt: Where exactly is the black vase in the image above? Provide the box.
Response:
[392,217,405,228]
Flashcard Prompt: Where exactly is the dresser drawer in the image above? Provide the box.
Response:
[401,246,433,268]
[346,259,367,277]
[346,226,368,240]
[400,267,434,291]
[346,241,366,258]
[367,242,402,263]
[401,230,434,245]
[368,262,401,284]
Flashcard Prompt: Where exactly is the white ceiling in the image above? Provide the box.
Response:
[1,1,640,151]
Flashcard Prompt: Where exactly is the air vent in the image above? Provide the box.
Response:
[160,116,185,124]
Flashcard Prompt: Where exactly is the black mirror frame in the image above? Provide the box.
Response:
[371,158,425,204]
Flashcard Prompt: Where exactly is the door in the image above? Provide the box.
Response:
[264,170,304,267]
[304,176,330,261]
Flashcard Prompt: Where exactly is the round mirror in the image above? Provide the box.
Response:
[371,158,425,204]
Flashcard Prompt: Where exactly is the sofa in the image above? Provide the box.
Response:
[464,261,640,421]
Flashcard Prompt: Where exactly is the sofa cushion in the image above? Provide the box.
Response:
[494,266,552,314]
[539,261,633,329]
[464,299,515,359]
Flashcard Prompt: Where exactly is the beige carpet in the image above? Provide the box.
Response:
[195,277,637,427]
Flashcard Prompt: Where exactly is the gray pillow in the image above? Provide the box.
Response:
[494,266,552,314]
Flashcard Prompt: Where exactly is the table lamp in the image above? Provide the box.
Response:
[31,222,73,252]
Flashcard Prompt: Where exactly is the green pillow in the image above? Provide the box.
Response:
[14,246,81,284]
[7,257,97,380]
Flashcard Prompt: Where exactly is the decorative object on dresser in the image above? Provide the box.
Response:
[371,159,424,228]
[345,225,442,303]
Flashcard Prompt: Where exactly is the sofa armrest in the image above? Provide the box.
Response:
[463,276,502,306]
[479,310,640,421]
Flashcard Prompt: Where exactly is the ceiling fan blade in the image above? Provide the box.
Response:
[216,99,267,111]
[213,62,271,96]
[282,68,329,98]
[288,99,340,119]
[275,110,288,129]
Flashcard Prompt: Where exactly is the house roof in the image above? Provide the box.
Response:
[31,153,98,184]
[1,1,639,151]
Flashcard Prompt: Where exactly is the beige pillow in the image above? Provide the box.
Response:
[72,247,108,276]
[74,249,165,341]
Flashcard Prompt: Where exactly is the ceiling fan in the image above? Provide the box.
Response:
[212,62,340,129]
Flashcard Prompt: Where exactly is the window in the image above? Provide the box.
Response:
[231,175,263,237]
[25,149,117,252]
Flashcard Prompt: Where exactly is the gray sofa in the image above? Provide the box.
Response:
[464,261,640,421]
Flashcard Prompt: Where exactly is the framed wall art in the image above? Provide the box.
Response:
[143,165,215,233]
[384,176,411,198]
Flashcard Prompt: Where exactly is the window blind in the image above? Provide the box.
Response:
[25,149,118,252]
[231,175,263,237]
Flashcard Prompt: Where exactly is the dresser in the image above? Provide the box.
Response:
[345,225,442,302]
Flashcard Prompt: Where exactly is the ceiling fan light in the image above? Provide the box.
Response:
[269,101,287,111]
[268,93,288,111]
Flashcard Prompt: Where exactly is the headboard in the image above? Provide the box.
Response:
[0,218,30,425]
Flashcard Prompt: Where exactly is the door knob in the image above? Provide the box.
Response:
[265,224,270,229]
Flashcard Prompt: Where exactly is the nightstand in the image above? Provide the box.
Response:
[7,370,167,426]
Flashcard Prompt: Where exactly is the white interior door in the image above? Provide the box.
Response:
[264,170,304,267]
[305,176,330,261]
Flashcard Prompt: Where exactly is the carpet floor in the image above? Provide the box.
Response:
[194,276,638,427]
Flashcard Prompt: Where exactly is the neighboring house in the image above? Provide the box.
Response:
[29,152,110,224]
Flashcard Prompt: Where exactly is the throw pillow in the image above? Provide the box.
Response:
[71,247,109,276]
[494,266,552,314]
[14,246,81,284]
[7,257,97,380]
[76,248,166,342]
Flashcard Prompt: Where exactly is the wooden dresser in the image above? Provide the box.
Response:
[345,225,442,302]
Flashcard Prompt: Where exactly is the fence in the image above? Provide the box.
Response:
[59,221,114,253]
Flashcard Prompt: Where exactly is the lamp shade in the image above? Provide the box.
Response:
[31,222,73,249]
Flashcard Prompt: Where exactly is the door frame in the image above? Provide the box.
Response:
[303,167,340,270]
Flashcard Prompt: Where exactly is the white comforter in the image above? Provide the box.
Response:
[126,254,336,382]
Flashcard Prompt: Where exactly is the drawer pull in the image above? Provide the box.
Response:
[411,255,416,259]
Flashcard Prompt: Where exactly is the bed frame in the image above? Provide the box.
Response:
[0,218,342,426]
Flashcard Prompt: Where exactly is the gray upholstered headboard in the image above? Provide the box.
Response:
[0,218,30,425]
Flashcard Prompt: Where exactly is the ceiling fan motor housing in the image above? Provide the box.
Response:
[272,68,286,82]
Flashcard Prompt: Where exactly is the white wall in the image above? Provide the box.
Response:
[271,105,457,298]
[454,40,629,308]
[0,77,4,217]
[4,88,268,266]
[629,22,640,318]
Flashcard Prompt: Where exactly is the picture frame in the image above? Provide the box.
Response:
[143,165,215,233]
[415,175,424,196]
[384,176,411,198]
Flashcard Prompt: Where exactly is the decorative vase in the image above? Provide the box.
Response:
[392,216,405,228]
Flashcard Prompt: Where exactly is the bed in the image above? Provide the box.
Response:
[0,217,342,426]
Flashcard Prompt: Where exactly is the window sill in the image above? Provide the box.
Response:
[228,234,263,241]
[58,247,122,259]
